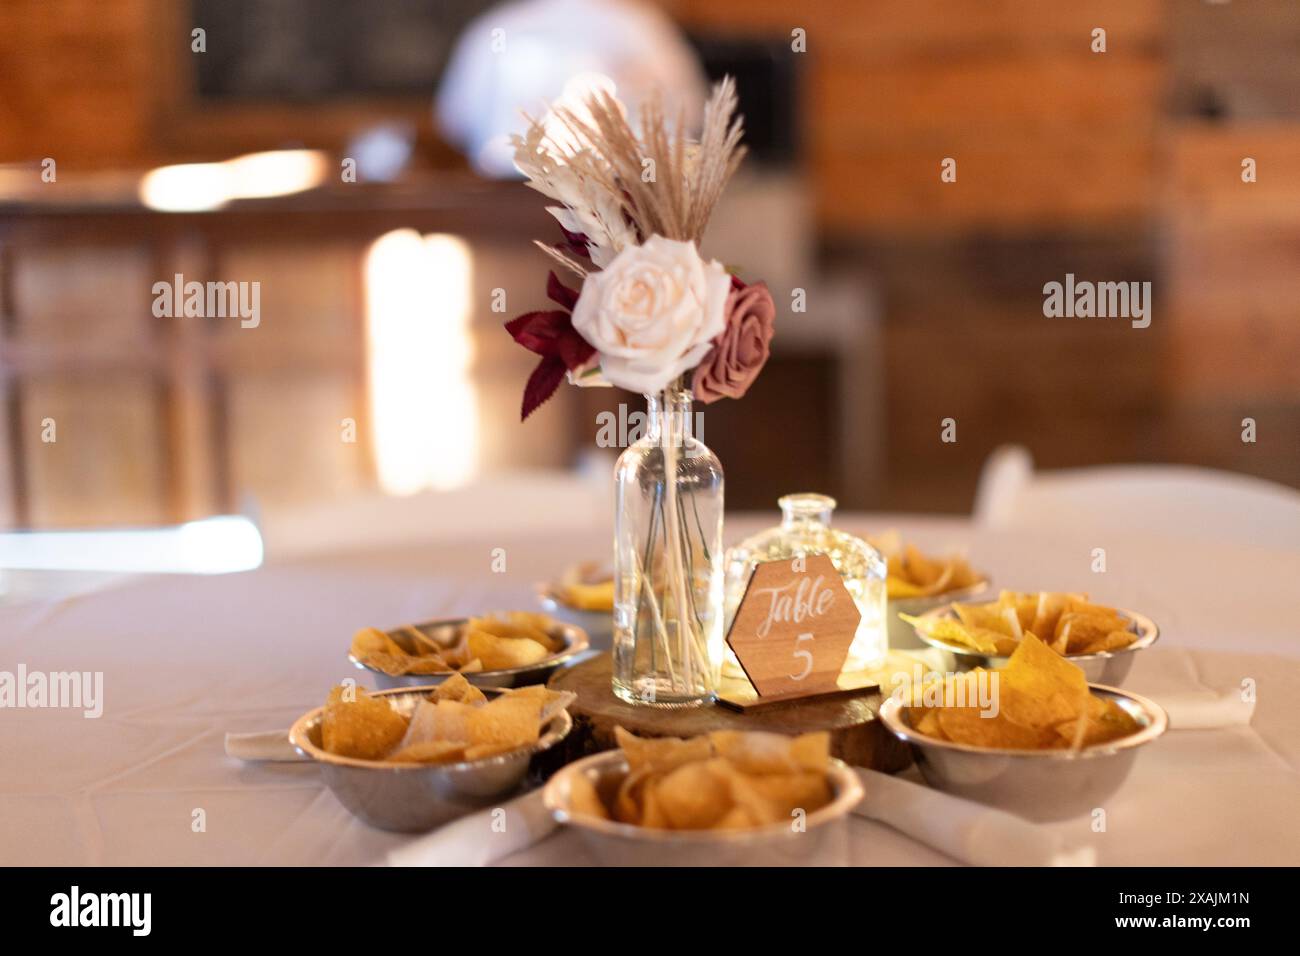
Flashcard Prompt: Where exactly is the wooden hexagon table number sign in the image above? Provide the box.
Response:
[721,553,870,710]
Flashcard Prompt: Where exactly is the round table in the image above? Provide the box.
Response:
[1,511,1296,865]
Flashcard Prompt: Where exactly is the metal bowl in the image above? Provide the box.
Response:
[887,579,992,650]
[535,584,612,650]
[289,685,573,832]
[910,604,1159,685]
[348,617,590,690]
[879,685,1167,821]
[542,750,864,866]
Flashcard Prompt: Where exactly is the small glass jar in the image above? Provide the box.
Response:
[723,493,887,675]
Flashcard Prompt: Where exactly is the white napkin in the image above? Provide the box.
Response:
[390,768,1094,867]
[853,768,1095,866]
[388,789,556,867]
[1158,690,1255,730]
[224,730,305,762]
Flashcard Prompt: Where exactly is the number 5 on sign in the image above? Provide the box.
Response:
[726,554,861,699]
[791,633,814,681]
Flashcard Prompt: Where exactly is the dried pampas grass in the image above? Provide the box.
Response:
[513,76,747,269]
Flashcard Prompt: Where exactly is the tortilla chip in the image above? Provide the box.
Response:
[651,760,735,830]
[350,627,404,659]
[566,772,610,821]
[614,727,713,775]
[613,767,654,824]
[1004,633,1089,704]
[912,708,945,739]
[1079,629,1138,655]
[466,695,543,750]
[400,698,474,748]
[708,730,830,775]
[746,771,832,819]
[321,686,410,760]
[402,655,453,675]
[432,672,487,704]
[937,707,1056,749]
[467,614,563,653]
[466,630,551,670]
[506,684,575,723]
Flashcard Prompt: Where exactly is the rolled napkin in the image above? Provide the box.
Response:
[224,730,306,762]
[1158,690,1255,730]
[388,788,556,867]
[391,768,1093,867]
[853,768,1095,866]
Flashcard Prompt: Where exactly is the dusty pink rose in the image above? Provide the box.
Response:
[691,281,776,403]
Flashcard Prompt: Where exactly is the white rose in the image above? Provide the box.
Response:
[570,236,730,395]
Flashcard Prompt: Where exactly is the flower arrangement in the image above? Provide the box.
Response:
[505,77,775,418]
[504,77,775,706]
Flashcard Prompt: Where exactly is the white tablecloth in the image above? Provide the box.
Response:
[2,513,1297,865]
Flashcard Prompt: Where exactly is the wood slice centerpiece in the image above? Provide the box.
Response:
[548,652,912,772]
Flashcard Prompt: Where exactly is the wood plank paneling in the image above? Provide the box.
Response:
[1163,124,1300,405]
[21,375,168,526]
[225,374,368,509]
[815,56,1163,141]
[1166,124,1300,225]
[666,0,1165,54]
[0,0,155,166]
[816,139,1157,232]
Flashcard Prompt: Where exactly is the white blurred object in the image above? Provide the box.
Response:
[435,0,708,177]
[346,123,415,182]
[0,516,264,574]
[972,445,1035,527]
[974,445,1300,549]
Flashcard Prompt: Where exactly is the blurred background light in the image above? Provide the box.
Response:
[138,161,232,211]
[138,150,327,211]
[364,229,478,495]
[223,149,329,199]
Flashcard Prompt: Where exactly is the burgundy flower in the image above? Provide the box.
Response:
[556,225,591,261]
[505,272,595,420]
[691,280,776,404]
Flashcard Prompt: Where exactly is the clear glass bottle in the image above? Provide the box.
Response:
[723,493,887,675]
[612,385,725,707]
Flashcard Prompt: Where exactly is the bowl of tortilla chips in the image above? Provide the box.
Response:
[870,535,990,650]
[348,611,590,689]
[904,590,1158,685]
[542,727,863,866]
[536,561,614,648]
[879,634,1167,820]
[289,675,574,831]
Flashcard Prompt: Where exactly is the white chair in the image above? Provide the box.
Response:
[974,445,1300,549]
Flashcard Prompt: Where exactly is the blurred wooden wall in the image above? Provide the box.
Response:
[2,0,1297,521]
[0,0,449,169]
[665,0,1300,508]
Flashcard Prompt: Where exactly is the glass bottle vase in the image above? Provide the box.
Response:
[612,385,724,707]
